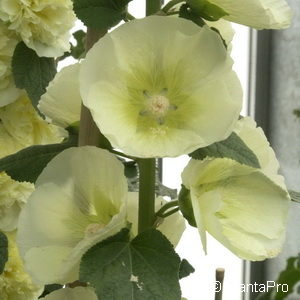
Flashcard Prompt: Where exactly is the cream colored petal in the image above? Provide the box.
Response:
[209,0,292,29]
[0,172,34,231]
[80,17,242,157]
[39,64,82,127]
[36,146,128,218]
[24,246,74,285]
[40,287,98,300]
[182,158,290,260]
[233,117,286,188]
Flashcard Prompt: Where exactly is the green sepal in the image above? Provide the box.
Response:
[187,0,229,21]
[189,132,261,169]
[80,228,182,300]
[12,42,56,110]
[178,185,197,227]
[179,4,206,27]
[0,231,8,274]
[73,0,133,30]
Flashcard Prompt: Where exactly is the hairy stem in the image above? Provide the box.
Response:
[138,159,156,233]
[78,28,107,147]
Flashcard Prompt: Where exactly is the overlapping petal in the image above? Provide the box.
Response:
[17,146,128,285]
[0,20,20,106]
[0,0,76,57]
[80,16,242,158]
[188,0,292,29]
[181,118,290,260]
[0,231,42,300]
[39,63,82,128]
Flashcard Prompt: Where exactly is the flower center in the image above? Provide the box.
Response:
[147,95,171,116]
[85,222,105,236]
[140,89,177,125]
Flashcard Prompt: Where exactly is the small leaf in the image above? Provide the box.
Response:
[74,0,133,29]
[70,30,86,59]
[12,42,56,109]
[0,232,8,274]
[179,259,195,279]
[0,130,78,183]
[80,228,182,300]
[189,132,261,168]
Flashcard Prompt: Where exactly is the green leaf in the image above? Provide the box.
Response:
[12,42,56,109]
[74,0,133,29]
[256,255,300,300]
[179,259,195,279]
[189,132,261,168]
[80,228,182,300]
[178,185,197,227]
[0,130,78,183]
[187,0,228,21]
[0,232,8,274]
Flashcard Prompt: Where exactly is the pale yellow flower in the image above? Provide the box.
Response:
[0,0,76,57]
[17,146,128,285]
[0,20,20,106]
[181,118,290,261]
[0,231,42,300]
[80,16,242,158]
[0,173,33,231]
[40,287,98,300]
[39,63,82,128]
[0,94,65,154]
[127,192,185,246]
[188,0,292,29]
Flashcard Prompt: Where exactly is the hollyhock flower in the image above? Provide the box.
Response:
[127,192,185,246]
[0,231,42,300]
[0,94,65,153]
[17,146,128,285]
[181,117,290,261]
[80,16,242,158]
[0,173,33,231]
[0,21,20,106]
[0,0,76,57]
[39,63,82,128]
[187,0,292,29]
[40,287,98,300]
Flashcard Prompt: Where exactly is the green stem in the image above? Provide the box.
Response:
[138,159,156,233]
[78,28,107,147]
[155,200,179,217]
[160,207,180,218]
[162,0,184,13]
[109,149,137,161]
[146,0,161,15]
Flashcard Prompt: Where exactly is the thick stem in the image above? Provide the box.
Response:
[138,159,156,233]
[78,28,107,147]
[146,0,161,15]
